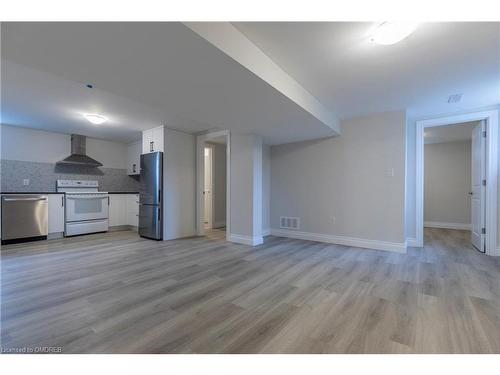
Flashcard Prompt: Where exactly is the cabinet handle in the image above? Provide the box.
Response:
[150,141,154,152]
[107,196,110,206]
[61,196,64,207]
[133,163,136,173]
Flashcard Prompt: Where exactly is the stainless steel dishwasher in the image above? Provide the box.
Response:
[1,194,48,244]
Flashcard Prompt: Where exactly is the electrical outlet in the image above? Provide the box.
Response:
[23,178,30,186]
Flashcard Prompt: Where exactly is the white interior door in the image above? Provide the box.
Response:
[471,121,486,252]
[204,147,213,228]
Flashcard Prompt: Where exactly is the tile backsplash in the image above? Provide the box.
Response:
[0,159,140,192]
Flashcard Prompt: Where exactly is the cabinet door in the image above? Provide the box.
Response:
[109,195,127,226]
[127,141,141,175]
[133,144,141,174]
[142,129,153,154]
[152,126,164,152]
[126,194,139,227]
[48,194,65,234]
[142,126,164,154]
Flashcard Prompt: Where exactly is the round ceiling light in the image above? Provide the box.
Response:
[83,113,107,125]
[370,22,418,45]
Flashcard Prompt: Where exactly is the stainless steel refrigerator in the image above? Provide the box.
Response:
[139,151,163,240]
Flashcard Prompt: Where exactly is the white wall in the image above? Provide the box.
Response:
[262,144,271,234]
[405,105,500,246]
[424,141,471,225]
[212,142,227,227]
[0,124,128,169]
[230,133,263,243]
[163,128,196,240]
[271,111,406,245]
[86,138,128,170]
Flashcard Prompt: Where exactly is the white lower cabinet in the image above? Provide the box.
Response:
[109,195,127,227]
[109,194,139,229]
[127,194,140,227]
[48,194,65,234]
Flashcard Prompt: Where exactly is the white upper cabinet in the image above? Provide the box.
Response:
[48,194,65,234]
[127,141,141,175]
[152,126,164,153]
[142,126,164,154]
[142,129,153,154]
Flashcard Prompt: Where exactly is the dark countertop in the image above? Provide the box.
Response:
[107,192,139,194]
[1,192,139,194]
[1,192,61,194]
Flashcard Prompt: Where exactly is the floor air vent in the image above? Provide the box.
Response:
[280,216,300,230]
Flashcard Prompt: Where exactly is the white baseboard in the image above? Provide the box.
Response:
[270,229,406,253]
[424,221,471,230]
[262,228,271,236]
[212,221,226,229]
[406,237,419,247]
[229,233,264,246]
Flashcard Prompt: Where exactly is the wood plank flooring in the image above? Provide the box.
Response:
[1,228,500,353]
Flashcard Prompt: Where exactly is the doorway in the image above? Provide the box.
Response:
[415,110,498,255]
[423,121,480,251]
[204,146,214,230]
[196,130,230,241]
[203,141,227,234]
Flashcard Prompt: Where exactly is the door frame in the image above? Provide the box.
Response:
[415,110,498,255]
[196,130,230,240]
[203,144,214,229]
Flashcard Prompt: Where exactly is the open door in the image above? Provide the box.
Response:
[471,120,486,252]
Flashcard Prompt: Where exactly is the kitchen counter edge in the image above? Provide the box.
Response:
[1,192,139,194]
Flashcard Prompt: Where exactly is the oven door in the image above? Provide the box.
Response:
[65,194,109,222]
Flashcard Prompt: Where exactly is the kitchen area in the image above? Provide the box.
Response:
[0,124,166,245]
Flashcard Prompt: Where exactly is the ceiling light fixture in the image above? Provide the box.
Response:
[370,22,418,45]
[83,113,107,125]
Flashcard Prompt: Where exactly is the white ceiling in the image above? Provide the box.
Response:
[1,22,499,145]
[424,121,478,144]
[233,22,500,119]
[1,22,335,144]
[1,60,163,142]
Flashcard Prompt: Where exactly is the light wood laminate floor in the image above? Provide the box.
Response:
[1,228,500,353]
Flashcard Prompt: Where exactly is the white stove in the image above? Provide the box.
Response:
[57,180,109,236]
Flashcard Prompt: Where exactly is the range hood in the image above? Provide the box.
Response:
[56,134,103,167]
